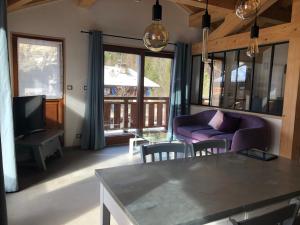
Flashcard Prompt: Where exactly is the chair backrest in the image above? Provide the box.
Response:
[230,202,300,225]
[141,143,186,163]
[191,139,228,157]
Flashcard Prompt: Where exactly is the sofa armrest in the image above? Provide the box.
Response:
[231,127,269,152]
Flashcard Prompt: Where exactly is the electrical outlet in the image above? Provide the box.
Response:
[67,85,73,90]
[76,133,81,139]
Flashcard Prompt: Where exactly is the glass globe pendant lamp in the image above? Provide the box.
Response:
[246,18,259,58]
[202,0,211,63]
[143,0,169,52]
[236,0,260,20]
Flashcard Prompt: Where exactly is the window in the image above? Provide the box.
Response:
[211,52,225,107]
[103,45,173,135]
[190,42,288,116]
[16,37,63,99]
[223,50,238,109]
[144,56,172,128]
[236,49,253,111]
[104,51,140,130]
[269,43,288,115]
[12,34,65,128]
[251,45,272,113]
[202,54,212,105]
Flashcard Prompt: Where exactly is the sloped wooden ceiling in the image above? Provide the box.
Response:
[171,0,292,35]
[7,0,95,12]
[7,0,292,40]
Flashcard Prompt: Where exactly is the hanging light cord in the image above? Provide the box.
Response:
[255,7,258,25]
[205,0,208,12]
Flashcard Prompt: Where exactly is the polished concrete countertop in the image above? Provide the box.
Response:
[95,153,300,225]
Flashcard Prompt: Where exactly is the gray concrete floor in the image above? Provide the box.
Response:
[6,146,139,225]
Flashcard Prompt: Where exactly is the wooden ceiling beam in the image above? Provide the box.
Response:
[8,0,61,12]
[189,1,290,28]
[78,0,96,8]
[177,3,197,14]
[165,0,234,12]
[7,0,34,12]
[192,22,299,54]
[208,0,280,40]
[189,9,229,27]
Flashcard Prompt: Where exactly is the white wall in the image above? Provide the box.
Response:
[190,105,282,155]
[7,0,201,146]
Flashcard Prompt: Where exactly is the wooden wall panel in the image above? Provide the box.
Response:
[45,100,64,129]
[192,22,300,55]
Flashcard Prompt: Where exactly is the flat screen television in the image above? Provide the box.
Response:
[13,95,46,137]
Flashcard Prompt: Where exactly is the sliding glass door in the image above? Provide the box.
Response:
[103,45,173,139]
[104,51,139,134]
[144,56,172,130]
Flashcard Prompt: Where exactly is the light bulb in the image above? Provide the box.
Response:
[143,0,169,52]
[236,0,260,20]
[143,20,169,52]
[201,6,211,63]
[246,37,259,58]
[202,27,209,63]
[246,20,259,58]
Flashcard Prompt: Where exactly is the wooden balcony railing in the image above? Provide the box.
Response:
[104,97,169,131]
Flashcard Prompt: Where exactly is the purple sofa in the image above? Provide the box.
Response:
[174,110,270,151]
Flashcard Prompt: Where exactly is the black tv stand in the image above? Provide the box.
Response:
[15,129,64,170]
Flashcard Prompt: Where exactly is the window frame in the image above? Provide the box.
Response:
[190,41,288,116]
[11,33,65,99]
[11,33,66,129]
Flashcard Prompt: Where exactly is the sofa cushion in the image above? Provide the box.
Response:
[192,129,224,141]
[219,114,241,132]
[177,125,211,137]
[209,133,234,149]
[208,110,224,130]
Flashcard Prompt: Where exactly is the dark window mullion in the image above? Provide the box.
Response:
[220,52,226,107]
[209,54,214,106]
[199,58,204,104]
[189,56,195,105]
[267,45,275,113]
[249,56,256,111]
[234,50,240,110]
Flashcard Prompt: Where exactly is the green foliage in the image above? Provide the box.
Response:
[144,57,172,97]
[104,51,172,97]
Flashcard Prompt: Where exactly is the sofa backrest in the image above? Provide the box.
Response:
[192,110,268,129]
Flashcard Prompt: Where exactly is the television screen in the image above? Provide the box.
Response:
[13,95,46,137]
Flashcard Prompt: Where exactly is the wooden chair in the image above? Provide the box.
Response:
[191,139,228,157]
[141,143,186,163]
[230,202,300,225]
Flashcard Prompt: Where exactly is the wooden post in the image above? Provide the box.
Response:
[280,37,300,159]
[280,0,300,160]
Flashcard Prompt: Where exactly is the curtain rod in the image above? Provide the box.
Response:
[80,30,176,46]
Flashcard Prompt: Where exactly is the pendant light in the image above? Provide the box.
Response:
[143,0,169,52]
[246,16,259,58]
[235,0,260,20]
[202,0,211,63]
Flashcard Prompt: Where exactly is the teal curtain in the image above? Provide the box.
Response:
[0,0,18,192]
[81,31,105,150]
[168,43,192,139]
[0,140,7,225]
